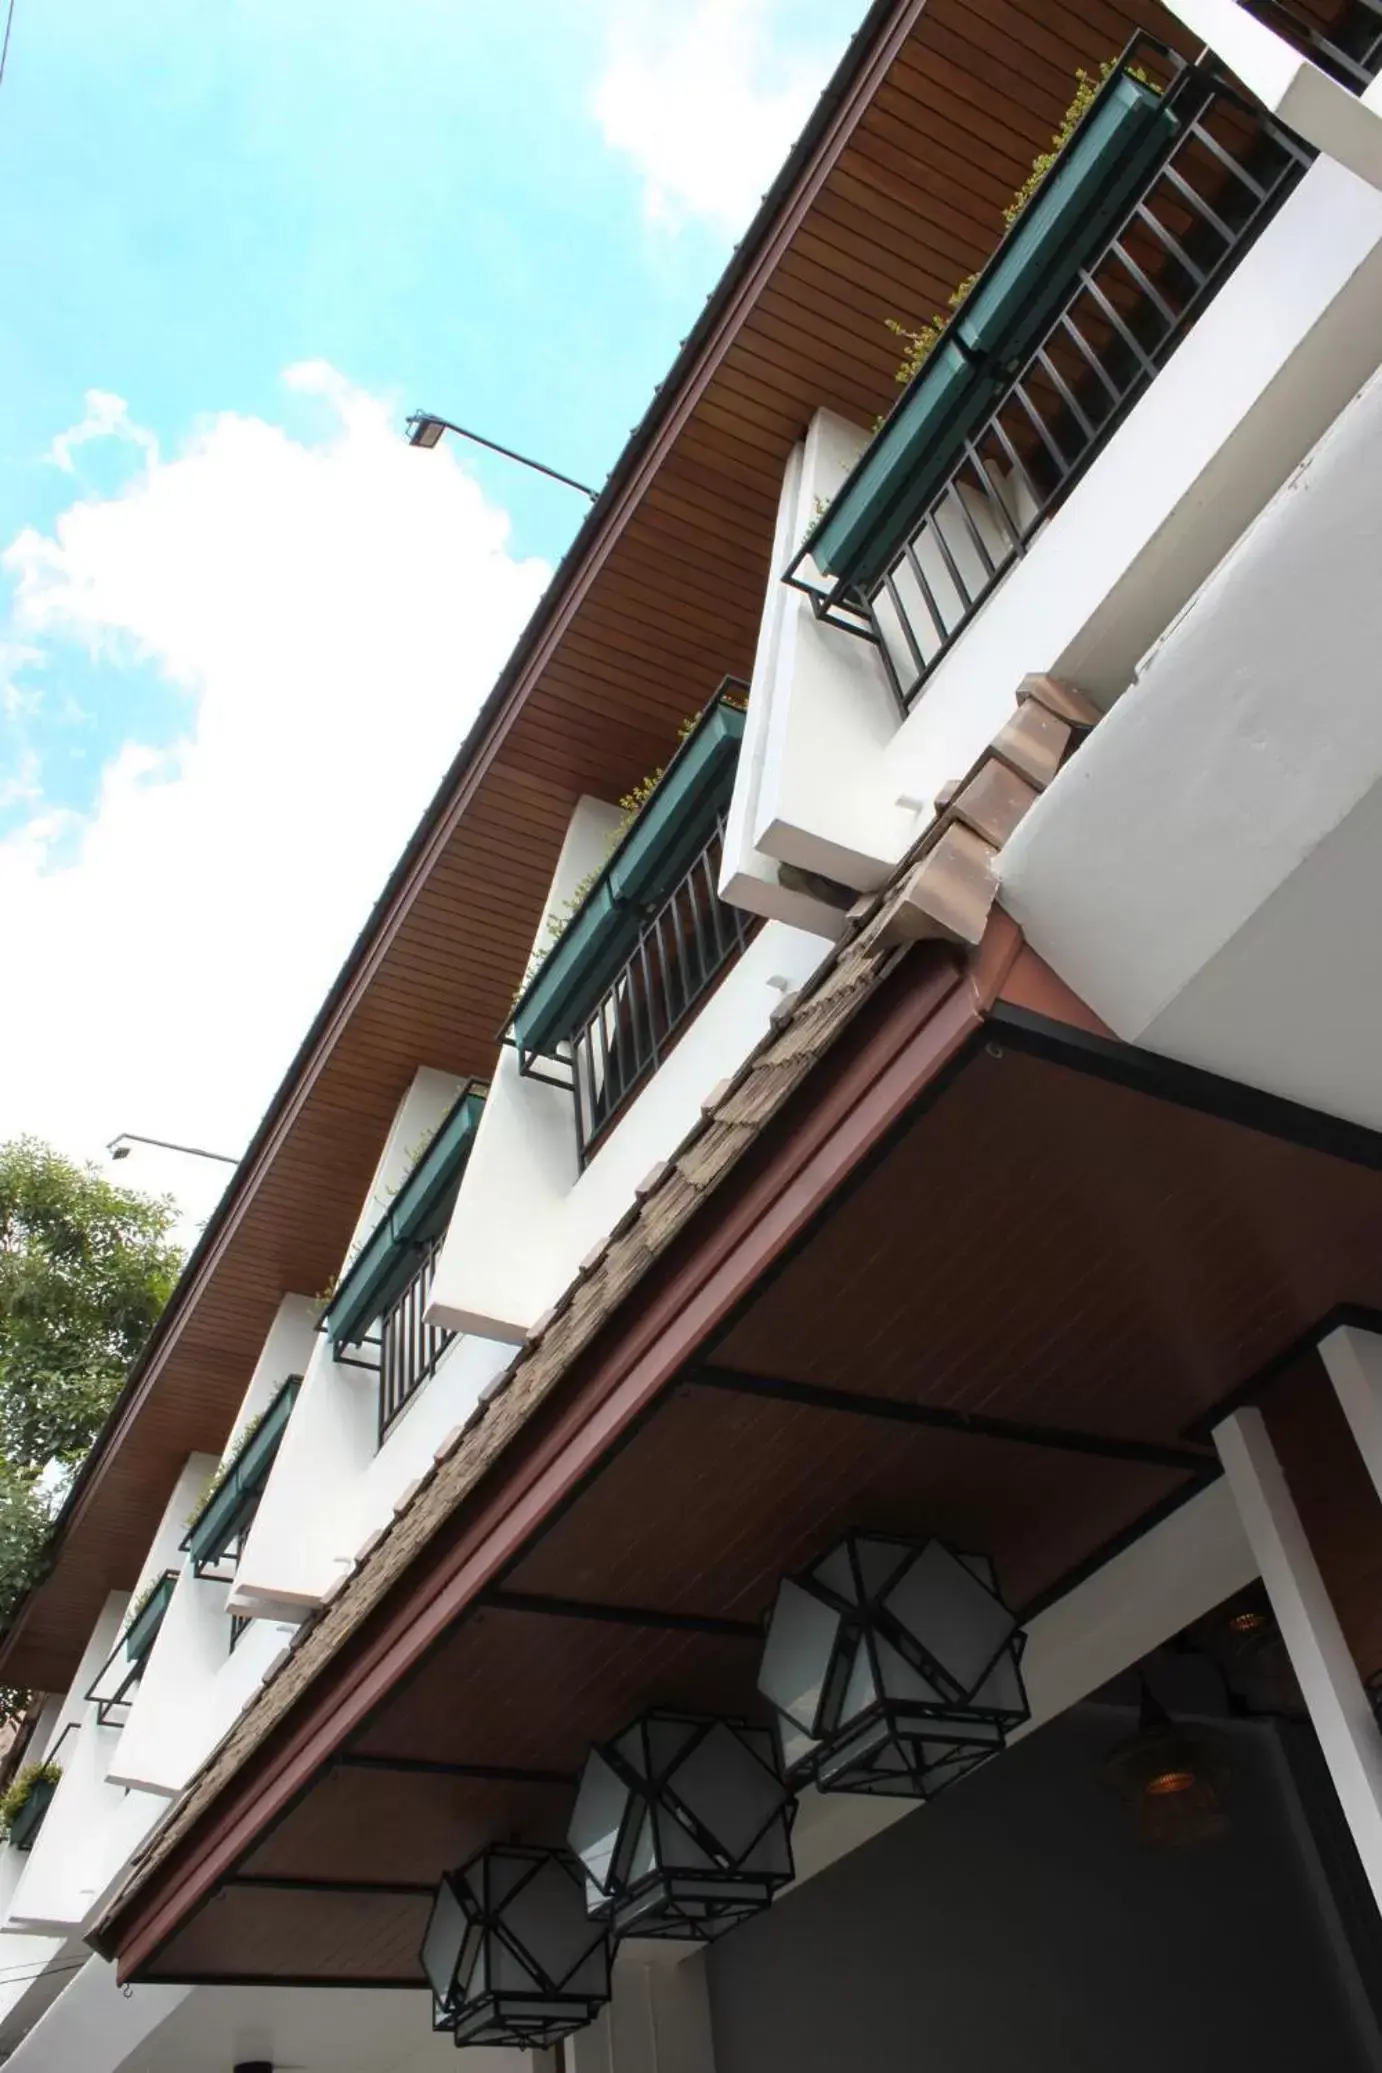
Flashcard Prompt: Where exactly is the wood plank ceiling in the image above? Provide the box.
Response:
[134,1042,1382,1984]
[2,0,1202,1691]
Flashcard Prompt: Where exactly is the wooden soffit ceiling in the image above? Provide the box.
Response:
[4,0,1202,1691]
[98,952,1382,1987]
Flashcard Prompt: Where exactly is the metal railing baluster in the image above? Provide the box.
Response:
[561,823,751,1163]
[378,1236,454,1444]
[835,70,1309,709]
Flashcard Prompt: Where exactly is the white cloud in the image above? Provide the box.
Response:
[46,388,160,475]
[593,0,849,233]
[0,364,549,1232]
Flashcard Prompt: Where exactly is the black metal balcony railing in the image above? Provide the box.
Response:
[377,1235,455,1443]
[568,818,751,1164]
[1242,0,1382,91]
[792,52,1312,712]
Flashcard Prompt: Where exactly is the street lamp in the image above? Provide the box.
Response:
[405,411,599,501]
[107,1133,238,1167]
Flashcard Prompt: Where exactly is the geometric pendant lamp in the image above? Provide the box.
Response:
[757,1531,1029,1798]
[421,1843,612,2048]
[568,1709,795,1941]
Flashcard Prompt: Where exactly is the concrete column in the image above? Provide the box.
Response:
[570,1954,715,2073]
[1215,1406,1382,1909]
[1320,1324,1382,1509]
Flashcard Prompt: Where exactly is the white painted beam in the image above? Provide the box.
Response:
[1214,1405,1382,1907]
[1320,1323,1382,1507]
[1160,0,1382,190]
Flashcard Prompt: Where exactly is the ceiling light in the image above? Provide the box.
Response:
[421,1845,611,2048]
[569,1710,795,1941]
[1104,1679,1227,1847]
[757,1531,1028,1798]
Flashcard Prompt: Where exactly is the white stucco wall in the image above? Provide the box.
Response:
[105,1549,295,1798]
[0,1594,156,1936]
[228,1066,513,1615]
[725,148,1382,919]
[721,412,903,911]
[999,354,1382,1133]
[0,1838,66,2034]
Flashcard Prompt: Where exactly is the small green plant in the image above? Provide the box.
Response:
[881,59,1157,401]
[185,1406,268,1528]
[123,1571,168,1635]
[0,1761,59,1840]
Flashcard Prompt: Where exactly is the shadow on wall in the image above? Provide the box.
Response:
[706,1704,1380,2073]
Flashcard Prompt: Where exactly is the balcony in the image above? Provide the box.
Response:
[508,684,752,1161]
[322,1081,484,1439]
[787,39,1310,711]
[84,1570,179,1728]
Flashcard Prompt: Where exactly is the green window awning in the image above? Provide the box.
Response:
[804,61,1175,593]
[183,1375,301,1574]
[124,1571,178,1664]
[510,691,747,1064]
[322,1081,486,1354]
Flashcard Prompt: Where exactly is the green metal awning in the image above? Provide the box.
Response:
[510,690,747,1063]
[124,1571,178,1664]
[804,54,1175,592]
[183,1375,301,1574]
[322,1081,486,1354]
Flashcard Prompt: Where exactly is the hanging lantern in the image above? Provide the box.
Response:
[757,1531,1029,1798]
[421,1843,612,2048]
[568,1709,795,1941]
[1105,1679,1227,1848]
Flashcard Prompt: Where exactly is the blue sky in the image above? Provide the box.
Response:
[0,0,858,1227]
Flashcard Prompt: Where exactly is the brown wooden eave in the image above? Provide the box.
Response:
[3,0,1205,1692]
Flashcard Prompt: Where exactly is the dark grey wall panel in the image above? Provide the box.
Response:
[707,1709,1379,2073]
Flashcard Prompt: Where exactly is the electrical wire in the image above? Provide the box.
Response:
[0,1957,85,1990]
[0,0,16,93]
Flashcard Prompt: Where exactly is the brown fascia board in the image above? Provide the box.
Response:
[95,681,1106,1971]
[0,0,928,1685]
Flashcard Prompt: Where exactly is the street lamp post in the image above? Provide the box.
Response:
[107,1133,238,1167]
[405,412,599,501]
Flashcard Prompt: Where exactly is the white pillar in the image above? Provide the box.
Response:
[1214,1406,1382,1908]
[1320,1323,1382,1509]
[569,1954,716,2073]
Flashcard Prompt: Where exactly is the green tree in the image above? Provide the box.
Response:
[0,1138,183,1631]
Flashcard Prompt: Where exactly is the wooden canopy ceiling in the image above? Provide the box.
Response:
[2,0,1202,1694]
[96,933,1382,1987]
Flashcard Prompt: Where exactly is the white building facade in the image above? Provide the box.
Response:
[11,2,1382,2067]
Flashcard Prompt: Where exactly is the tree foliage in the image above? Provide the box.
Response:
[0,1138,183,1637]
